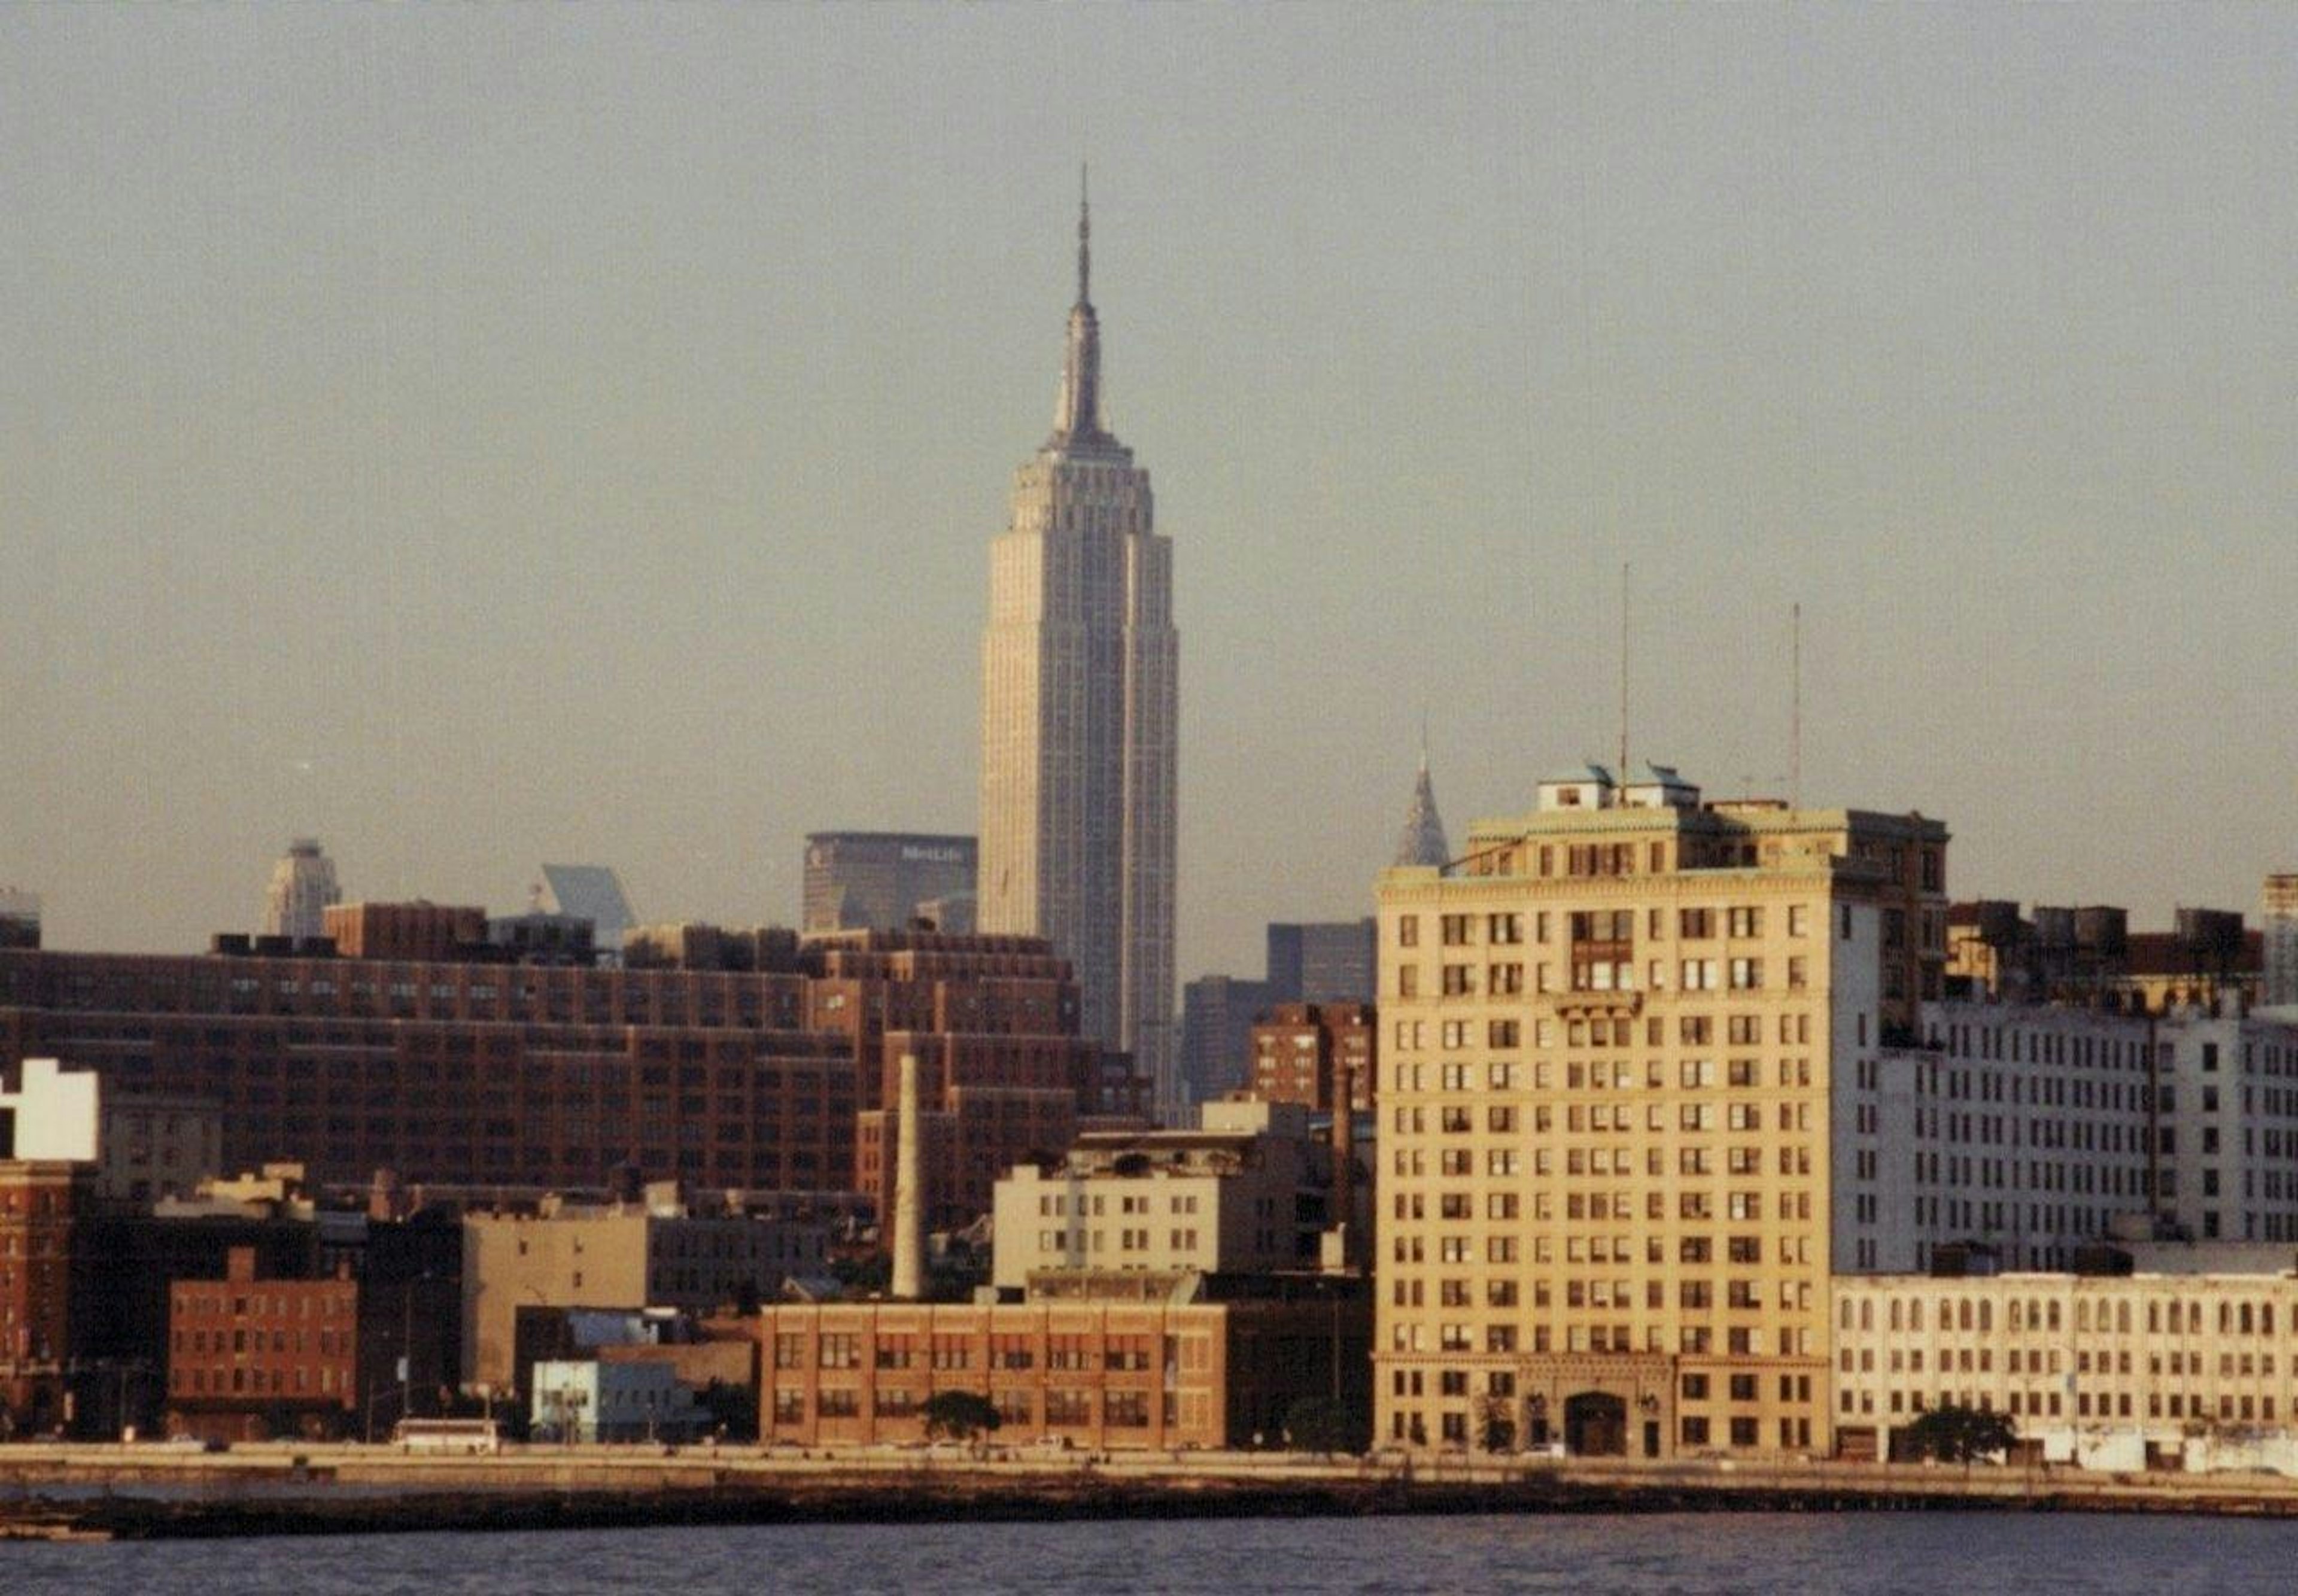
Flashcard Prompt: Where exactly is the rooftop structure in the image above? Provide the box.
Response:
[2266,874,2298,1009]
[539,865,636,962]
[1947,898,2263,1011]
[260,840,341,943]
[802,832,977,935]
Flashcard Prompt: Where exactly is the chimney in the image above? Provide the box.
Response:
[890,1051,926,1301]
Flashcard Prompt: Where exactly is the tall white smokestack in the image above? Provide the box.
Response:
[891,1051,926,1301]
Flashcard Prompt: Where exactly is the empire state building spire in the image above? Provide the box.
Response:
[1077,163,1090,303]
[1051,168,1108,449]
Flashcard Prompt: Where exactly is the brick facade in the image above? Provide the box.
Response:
[166,1247,358,1442]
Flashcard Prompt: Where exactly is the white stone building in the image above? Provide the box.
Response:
[530,1358,707,1443]
[1839,999,2298,1273]
[1834,1270,2298,1472]
[2265,874,2298,1009]
[990,1100,1337,1292]
[260,838,341,941]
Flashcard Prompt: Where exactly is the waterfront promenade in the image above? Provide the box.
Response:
[8,1443,2298,1538]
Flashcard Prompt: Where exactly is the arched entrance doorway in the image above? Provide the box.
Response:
[1563,1391,1627,1457]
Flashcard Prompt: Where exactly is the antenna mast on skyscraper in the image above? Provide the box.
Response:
[1791,602,1803,810]
[1618,562,1631,783]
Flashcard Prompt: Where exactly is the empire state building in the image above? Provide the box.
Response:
[979,184,1178,1119]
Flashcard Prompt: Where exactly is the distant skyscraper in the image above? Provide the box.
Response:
[0,889,39,951]
[2266,874,2298,1008]
[1393,749,1450,868]
[260,840,340,941]
[979,179,1178,1118]
[802,833,977,935]
[539,865,637,963]
[1178,974,1272,1112]
[1266,919,1379,1005]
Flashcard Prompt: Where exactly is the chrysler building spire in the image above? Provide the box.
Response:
[1394,745,1451,869]
[1052,169,1107,449]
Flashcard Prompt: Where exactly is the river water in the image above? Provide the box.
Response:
[8,1512,2290,1594]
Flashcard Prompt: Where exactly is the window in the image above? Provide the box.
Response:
[817,1333,859,1370]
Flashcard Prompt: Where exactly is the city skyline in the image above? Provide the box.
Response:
[3,7,2294,977]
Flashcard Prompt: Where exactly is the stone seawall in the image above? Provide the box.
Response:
[7,1446,2298,1540]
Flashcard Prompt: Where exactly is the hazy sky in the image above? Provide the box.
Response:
[3,6,2294,981]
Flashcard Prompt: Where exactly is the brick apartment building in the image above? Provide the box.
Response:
[853,1032,1104,1233]
[0,1161,82,1436]
[1247,1003,1376,1114]
[0,928,1128,1203]
[755,1281,1367,1450]
[166,1246,359,1442]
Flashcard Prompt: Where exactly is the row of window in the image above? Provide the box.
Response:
[1387,1233,1820,1269]
[1405,905,1813,949]
[1031,1229,1205,1253]
[1393,1278,1810,1312]
[171,1364,344,1396]
[173,1327,349,1356]
[1400,958,1798,998]
[1393,1013,1819,1054]
[775,1388,1166,1427]
[173,1293,351,1319]
[777,1332,1197,1373]
[1842,1294,2289,1338]
[1032,1193,1202,1217]
[1388,1323,1816,1356]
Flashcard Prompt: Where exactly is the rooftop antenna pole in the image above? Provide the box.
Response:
[1618,561,1631,783]
[1791,601,1803,810]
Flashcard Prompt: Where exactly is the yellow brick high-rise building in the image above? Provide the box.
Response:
[1373,764,1945,1458]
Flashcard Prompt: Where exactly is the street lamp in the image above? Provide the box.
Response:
[399,1272,434,1428]
[363,1271,434,1444]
